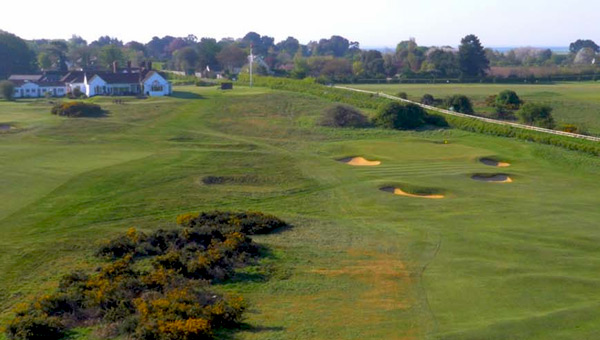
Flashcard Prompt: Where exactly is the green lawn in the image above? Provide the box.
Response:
[1,86,600,339]
[349,82,600,136]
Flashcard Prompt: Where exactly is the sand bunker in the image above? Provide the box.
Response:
[339,157,381,166]
[480,157,510,167]
[380,186,445,199]
[0,124,13,131]
[471,174,513,183]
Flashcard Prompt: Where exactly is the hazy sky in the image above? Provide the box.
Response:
[3,0,599,47]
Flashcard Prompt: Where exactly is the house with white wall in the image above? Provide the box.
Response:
[9,61,172,98]
[141,71,171,96]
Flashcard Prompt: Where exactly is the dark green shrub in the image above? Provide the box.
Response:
[517,103,555,129]
[320,104,369,128]
[421,94,435,105]
[424,113,449,127]
[396,92,408,99]
[0,80,15,101]
[179,211,291,235]
[495,90,522,110]
[445,95,474,114]
[374,102,427,130]
[51,102,105,118]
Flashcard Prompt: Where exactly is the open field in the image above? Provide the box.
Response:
[349,82,600,136]
[1,86,600,339]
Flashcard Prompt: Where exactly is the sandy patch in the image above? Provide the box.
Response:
[471,174,513,183]
[311,251,411,311]
[0,124,14,131]
[339,156,381,166]
[480,157,510,167]
[380,186,445,199]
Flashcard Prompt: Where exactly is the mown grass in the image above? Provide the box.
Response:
[350,82,600,135]
[1,87,600,339]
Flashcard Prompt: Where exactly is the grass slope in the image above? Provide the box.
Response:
[350,82,600,135]
[1,87,600,339]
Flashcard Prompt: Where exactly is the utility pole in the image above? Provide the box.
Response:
[249,43,254,87]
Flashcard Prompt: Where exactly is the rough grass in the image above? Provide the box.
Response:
[1,87,600,339]
[350,82,600,135]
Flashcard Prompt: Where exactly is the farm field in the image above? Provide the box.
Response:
[349,82,600,136]
[1,86,600,339]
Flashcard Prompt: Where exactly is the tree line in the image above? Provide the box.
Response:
[1,29,599,82]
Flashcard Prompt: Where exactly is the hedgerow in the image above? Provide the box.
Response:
[239,76,600,156]
[6,211,290,340]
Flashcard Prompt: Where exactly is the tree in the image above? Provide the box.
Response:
[458,34,489,77]
[569,39,599,54]
[374,102,427,130]
[146,36,175,60]
[426,49,459,77]
[291,50,309,79]
[574,48,596,64]
[69,45,94,69]
[276,37,300,54]
[175,47,199,74]
[216,44,246,72]
[361,50,385,78]
[90,36,123,48]
[316,36,350,57]
[197,38,221,70]
[446,95,474,114]
[0,30,37,79]
[37,52,53,70]
[517,103,555,128]
[99,45,125,70]
[0,80,15,100]
[41,40,69,71]
[321,58,352,82]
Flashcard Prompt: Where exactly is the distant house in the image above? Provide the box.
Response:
[85,70,171,97]
[8,61,172,98]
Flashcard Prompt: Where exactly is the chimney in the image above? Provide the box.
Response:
[148,61,153,70]
[112,61,118,73]
[127,61,132,73]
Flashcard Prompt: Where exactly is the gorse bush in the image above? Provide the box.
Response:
[51,101,105,117]
[178,210,291,235]
[7,211,290,340]
[320,104,369,128]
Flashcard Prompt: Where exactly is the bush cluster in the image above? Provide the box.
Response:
[374,102,428,130]
[445,95,474,114]
[51,102,104,117]
[242,76,600,156]
[517,102,555,129]
[7,211,290,340]
[320,104,369,128]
